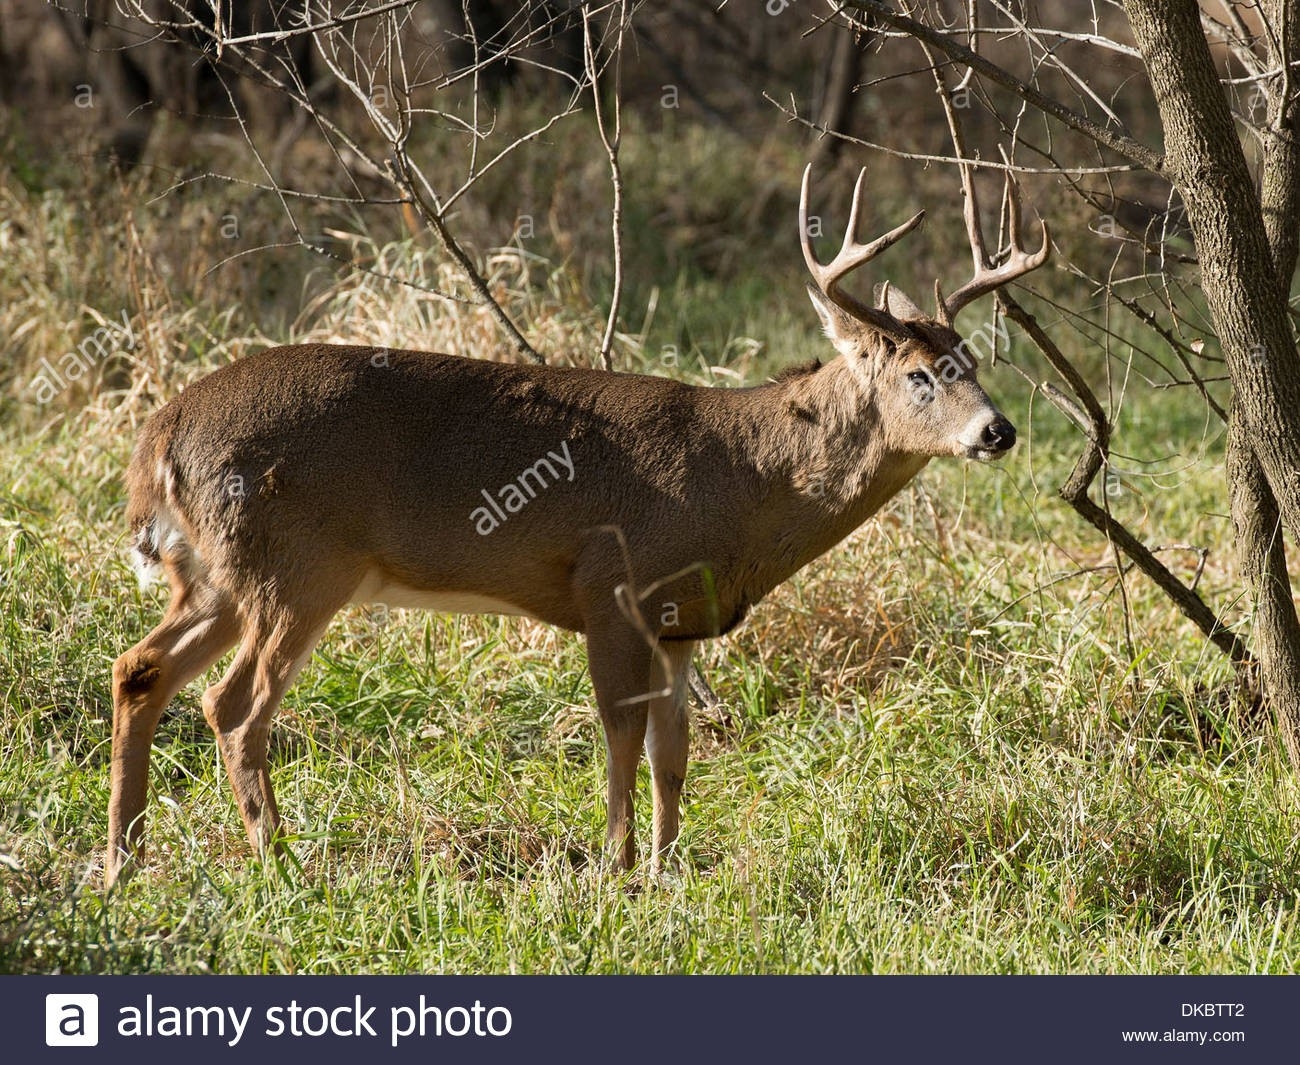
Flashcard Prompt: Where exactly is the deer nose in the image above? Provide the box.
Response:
[982,418,1017,451]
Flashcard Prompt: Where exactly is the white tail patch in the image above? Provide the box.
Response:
[130,534,164,590]
[130,513,191,591]
[131,459,199,590]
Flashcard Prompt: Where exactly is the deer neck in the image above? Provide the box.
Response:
[743,358,930,573]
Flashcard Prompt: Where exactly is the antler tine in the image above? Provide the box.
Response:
[940,169,1051,322]
[799,164,925,336]
[959,149,988,280]
[1004,168,1022,238]
[844,167,868,264]
[798,163,824,288]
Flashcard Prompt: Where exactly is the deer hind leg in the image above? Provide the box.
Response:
[108,585,242,887]
[645,640,695,874]
[200,600,341,862]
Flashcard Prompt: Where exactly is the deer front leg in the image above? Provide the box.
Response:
[645,641,695,874]
[602,709,646,872]
[585,626,654,872]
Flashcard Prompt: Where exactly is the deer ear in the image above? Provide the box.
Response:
[879,284,927,323]
[806,284,864,357]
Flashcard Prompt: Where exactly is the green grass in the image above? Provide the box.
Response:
[5,377,1299,973]
[3,117,1300,975]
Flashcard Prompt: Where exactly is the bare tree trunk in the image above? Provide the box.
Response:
[1125,0,1300,764]
[1228,415,1300,763]
[1233,0,1300,763]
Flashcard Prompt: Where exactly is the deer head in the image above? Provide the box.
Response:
[799,164,1049,461]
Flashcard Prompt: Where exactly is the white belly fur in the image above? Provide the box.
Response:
[350,570,530,617]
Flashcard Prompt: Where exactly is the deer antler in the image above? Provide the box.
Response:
[937,166,1051,325]
[799,164,925,340]
[910,32,1051,328]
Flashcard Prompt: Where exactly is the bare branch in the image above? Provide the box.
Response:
[117,0,570,364]
[918,43,1049,324]
[765,92,1138,174]
[584,1,628,371]
[998,294,1250,667]
[836,0,1166,172]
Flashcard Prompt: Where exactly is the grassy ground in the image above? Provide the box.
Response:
[3,116,1299,974]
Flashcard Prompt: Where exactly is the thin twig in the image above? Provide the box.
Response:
[764,92,1137,174]
[836,0,1166,172]
[162,1,555,363]
[999,293,1250,667]
[584,2,627,372]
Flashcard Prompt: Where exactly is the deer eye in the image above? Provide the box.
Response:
[907,369,935,405]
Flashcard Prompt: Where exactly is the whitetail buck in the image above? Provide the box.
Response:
[106,165,1048,886]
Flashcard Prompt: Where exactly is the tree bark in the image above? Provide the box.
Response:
[1228,415,1300,764]
[1234,0,1300,765]
[1259,0,1300,284]
[1124,1,1300,526]
[1125,0,1300,764]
